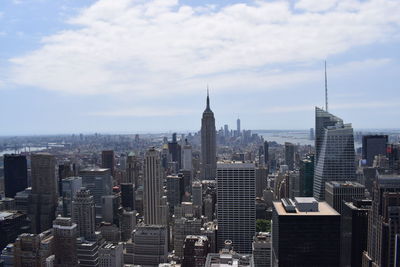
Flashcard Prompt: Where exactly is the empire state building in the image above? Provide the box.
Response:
[201,91,217,180]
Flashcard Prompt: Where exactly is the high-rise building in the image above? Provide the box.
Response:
[126,152,140,187]
[166,175,184,213]
[101,150,115,175]
[256,166,268,198]
[72,188,96,240]
[76,238,100,267]
[284,142,296,171]
[29,153,58,234]
[299,155,314,197]
[315,107,343,165]
[53,217,78,267]
[79,167,112,220]
[144,147,165,225]
[325,181,365,214]
[313,120,356,201]
[61,176,82,217]
[237,118,241,136]
[120,210,136,242]
[341,199,371,267]
[362,174,400,266]
[217,162,256,253]
[120,183,135,211]
[272,197,340,266]
[252,232,271,267]
[14,230,54,267]
[132,224,168,266]
[182,235,210,267]
[4,154,28,198]
[0,211,30,250]
[264,141,269,166]
[362,135,388,166]
[101,195,120,225]
[173,217,202,258]
[99,243,123,267]
[168,133,182,170]
[182,139,193,171]
[192,181,202,207]
[58,162,74,197]
[201,91,217,180]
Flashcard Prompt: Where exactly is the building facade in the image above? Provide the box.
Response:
[217,162,256,253]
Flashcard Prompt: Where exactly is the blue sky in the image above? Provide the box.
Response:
[0,0,399,135]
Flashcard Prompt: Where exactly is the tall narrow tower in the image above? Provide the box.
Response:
[237,118,241,136]
[29,153,58,234]
[143,147,165,225]
[201,90,217,180]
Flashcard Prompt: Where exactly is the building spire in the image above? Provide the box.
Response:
[206,85,210,109]
[325,60,328,112]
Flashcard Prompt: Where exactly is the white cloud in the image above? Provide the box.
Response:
[89,107,196,117]
[262,100,400,114]
[295,0,339,12]
[8,0,400,97]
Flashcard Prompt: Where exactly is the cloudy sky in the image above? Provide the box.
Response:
[1,0,399,135]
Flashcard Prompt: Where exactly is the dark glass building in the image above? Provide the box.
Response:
[299,155,314,197]
[341,199,371,267]
[121,183,135,211]
[362,135,388,166]
[4,154,28,198]
[272,198,340,267]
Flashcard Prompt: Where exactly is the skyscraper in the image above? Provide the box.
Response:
[166,175,184,212]
[168,133,182,170]
[53,217,78,267]
[299,155,314,197]
[325,181,365,214]
[72,188,96,240]
[341,199,371,267]
[131,224,168,265]
[182,139,193,172]
[313,116,356,200]
[362,135,388,166]
[182,235,210,267]
[252,232,271,267]
[272,198,340,267]
[79,167,112,220]
[201,91,217,180]
[284,142,295,171]
[264,141,269,166]
[217,162,255,253]
[144,147,165,225]
[4,154,28,198]
[121,183,135,211]
[61,176,82,217]
[101,150,115,175]
[237,118,241,136]
[315,107,343,164]
[126,152,140,187]
[362,174,400,266]
[29,153,58,234]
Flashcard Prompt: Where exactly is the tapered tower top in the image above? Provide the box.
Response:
[204,87,213,114]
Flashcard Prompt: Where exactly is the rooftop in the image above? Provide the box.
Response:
[273,200,339,216]
[326,181,364,188]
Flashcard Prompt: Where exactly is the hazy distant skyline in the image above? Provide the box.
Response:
[1,0,399,135]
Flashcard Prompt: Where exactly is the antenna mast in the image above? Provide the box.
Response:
[325,60,328,112]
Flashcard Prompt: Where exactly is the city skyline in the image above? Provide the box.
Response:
[0,0,399,135]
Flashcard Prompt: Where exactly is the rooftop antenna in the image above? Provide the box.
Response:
[325,60,328,112]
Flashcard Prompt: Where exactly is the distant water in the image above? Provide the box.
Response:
[256,130,361,148]
[257,131,314,146]
[0,147,47,157]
